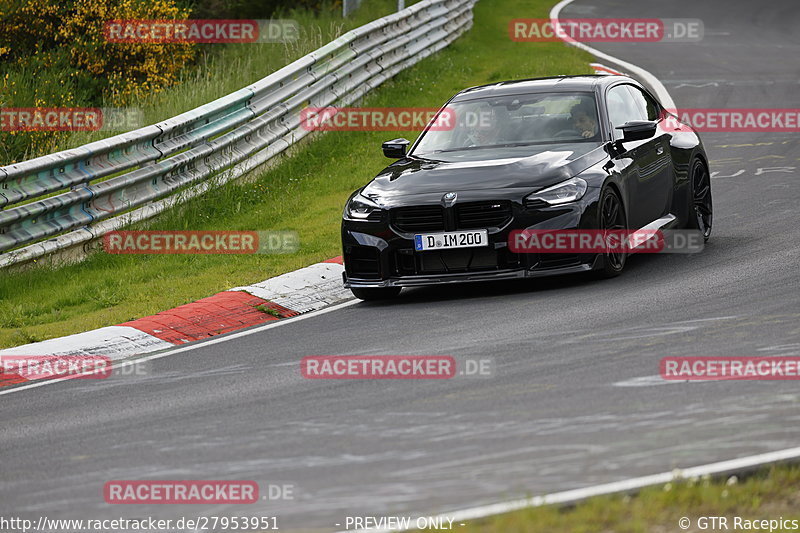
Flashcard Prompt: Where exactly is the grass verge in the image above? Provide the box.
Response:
[0,0,593,348]
[456,464,800,533]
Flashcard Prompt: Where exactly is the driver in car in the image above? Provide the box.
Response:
[570,100,599,139]
[463,105,505,147]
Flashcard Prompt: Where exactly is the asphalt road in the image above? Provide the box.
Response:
[2,0,800,531]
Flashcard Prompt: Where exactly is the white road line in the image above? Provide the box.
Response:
[550,0,677,109]
[338,447,800,532]
[0,298,359,396]
[613,374,717,387]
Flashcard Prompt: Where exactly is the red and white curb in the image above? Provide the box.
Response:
[0,256,350,388]
[591,62,625,76]
[231,257,351,314]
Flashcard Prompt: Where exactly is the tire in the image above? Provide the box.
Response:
[350,287,402,301]
[593,186,628,279]
[687,158,713,242]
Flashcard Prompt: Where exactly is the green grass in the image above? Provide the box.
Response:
[455,465,800,533]
[254,304,282,318]
[0,0,593,348]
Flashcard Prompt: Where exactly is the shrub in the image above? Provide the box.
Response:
[0,0,196,162]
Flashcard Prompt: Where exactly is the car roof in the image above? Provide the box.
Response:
[451,75,637,101]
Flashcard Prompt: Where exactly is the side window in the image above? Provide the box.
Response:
[606,85,642,140]
[626,85,660,121]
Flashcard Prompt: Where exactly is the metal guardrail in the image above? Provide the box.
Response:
[0,0,477,268]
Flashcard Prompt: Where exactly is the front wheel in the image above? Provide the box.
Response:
[350,287,402,301]
[593,186,628,279]
[687,158,713,242]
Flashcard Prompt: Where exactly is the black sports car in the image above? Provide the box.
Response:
[341,75,712,300]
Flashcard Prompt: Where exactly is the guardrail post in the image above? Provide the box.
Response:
[343,0,363,17]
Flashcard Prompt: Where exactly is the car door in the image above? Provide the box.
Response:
[604,84,672,230]
[625,84,674,226]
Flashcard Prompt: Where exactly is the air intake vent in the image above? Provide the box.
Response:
[391,205,445,232]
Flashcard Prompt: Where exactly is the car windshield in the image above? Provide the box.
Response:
[412,92,601,158]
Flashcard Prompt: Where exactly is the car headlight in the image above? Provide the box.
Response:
[525,177,588,206]
[344,193,382,220]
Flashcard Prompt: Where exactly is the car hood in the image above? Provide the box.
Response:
[362,143,606,201]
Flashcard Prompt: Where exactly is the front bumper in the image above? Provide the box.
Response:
[341,189,602,289]
[343,259,599,288]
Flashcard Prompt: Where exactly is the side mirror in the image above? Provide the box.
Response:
[615,120,657,143]
[382,138,410,159]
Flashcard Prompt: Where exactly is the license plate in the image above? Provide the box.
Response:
[414,229,489,251]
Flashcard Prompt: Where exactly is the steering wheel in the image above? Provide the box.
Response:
[552,129,580,139]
